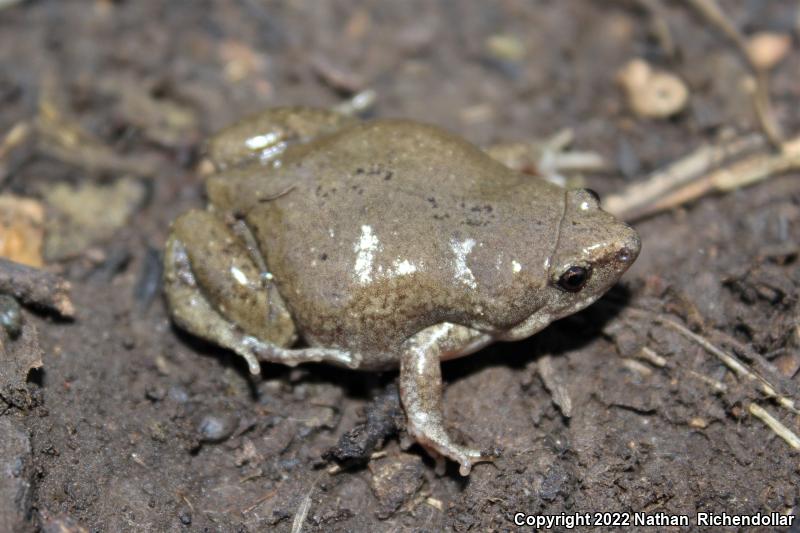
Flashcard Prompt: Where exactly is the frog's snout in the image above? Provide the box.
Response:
[616,226,641,268]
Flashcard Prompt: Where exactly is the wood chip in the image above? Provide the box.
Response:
[0,195,44,267]
[537,355,572,418]
[0,258,74,317]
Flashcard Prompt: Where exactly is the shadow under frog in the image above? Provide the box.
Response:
[163,107,640,476]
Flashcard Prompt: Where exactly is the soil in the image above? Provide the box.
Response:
[1,1,799,531]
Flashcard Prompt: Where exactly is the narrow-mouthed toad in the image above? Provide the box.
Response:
[163,107,640,475]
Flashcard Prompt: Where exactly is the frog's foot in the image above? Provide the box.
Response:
[410,423,499,476]
[246,338,360,370]
[399,324,500,476]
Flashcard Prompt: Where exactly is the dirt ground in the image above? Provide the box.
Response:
[1,1,799,531]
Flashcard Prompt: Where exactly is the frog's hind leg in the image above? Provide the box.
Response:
[207,107,358,170]
[399,323,500,476]
[203,107,361,213]
[164,209,356,374]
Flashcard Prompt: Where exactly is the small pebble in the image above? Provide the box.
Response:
[178,508,192,525]
[197,413,237,443]
[168,386,189,403]
[746,32,791,70]
[0,294,22,339]
[617,59,689,119]
[145,384,166,402]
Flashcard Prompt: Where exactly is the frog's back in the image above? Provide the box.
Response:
[246,119,565,356]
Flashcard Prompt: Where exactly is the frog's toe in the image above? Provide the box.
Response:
[455,446,501,476]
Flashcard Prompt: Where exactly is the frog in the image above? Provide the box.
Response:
[163,106,641,476]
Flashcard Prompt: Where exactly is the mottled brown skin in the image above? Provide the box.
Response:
[163,107,640,475]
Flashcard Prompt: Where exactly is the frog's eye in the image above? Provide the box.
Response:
[583,189,600,203]
[557,266,591,292]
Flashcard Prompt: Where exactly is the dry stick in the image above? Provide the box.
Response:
[748,403,800,451]
[602,133,765,219]
[637,346,667,368]
[537,355,573,418]
[686,0,784,148]
[687,370,727,393]
[629,309,800,415]
[644,136,800,217]
[291,472,323,533]
[241,489,278,515]
[0,258,75,317]
[0,122,32,160]
[0,121,34,184]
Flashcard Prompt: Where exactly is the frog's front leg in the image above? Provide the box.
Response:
[399,324,499,476]
[164,209,357,374]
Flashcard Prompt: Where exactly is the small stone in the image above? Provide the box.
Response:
[178,508,192,525]
[0,294,22,339]
[746,32,791,70]
[539,462,569,502]
[617,59,689,119]
[485,33,526,62]
[368,454,425,519]
[168,386,189,403]
[197,413,237,443]
[774,352,800,378]
[145,384,166,402]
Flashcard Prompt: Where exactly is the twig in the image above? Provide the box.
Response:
[642,136,800,218]
[686,0,784,148]
[36,72,159,177]
[487,129,610,179]
[621,358,654,377]
[602,133,764,219]
[629,309,799,415]
[661,316,798,414]
[0,121,35,184]
[748,403,800,450]
[291,473,322,533]
[603,134,800,221]
[637,346,667,368]
[537,355,573,418]
[687,370,727,393]
[241,489,278,515]
[0,258,74,318]
[0,122,32,160]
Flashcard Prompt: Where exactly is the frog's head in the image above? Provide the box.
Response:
[547,188,640,315]
[500,188,640,341]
